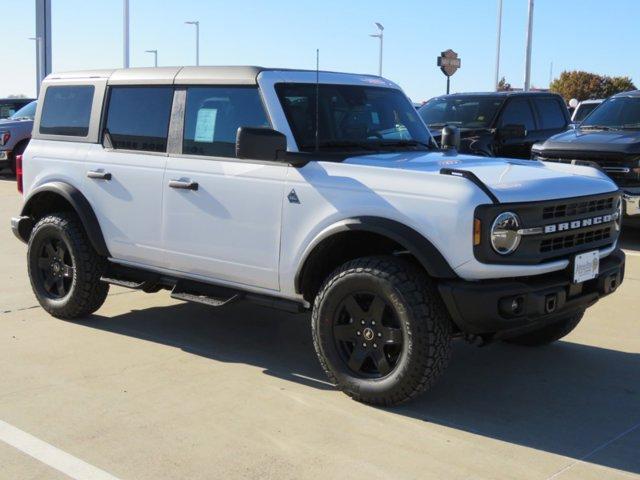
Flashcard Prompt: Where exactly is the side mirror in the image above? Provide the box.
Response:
[497,124,526,140]
[236,127,287,161]
[440,125,460,150]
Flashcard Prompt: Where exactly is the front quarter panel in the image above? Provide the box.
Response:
[278,160,488,297]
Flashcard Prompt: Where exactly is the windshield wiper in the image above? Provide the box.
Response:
[374,139,432,149]
[427,122,461,129]
[621,123,640,130]
[580,124,617,131]
[299,140,380,151]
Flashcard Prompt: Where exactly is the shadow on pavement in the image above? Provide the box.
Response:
[84,300,640,475]
[620,228,640,252]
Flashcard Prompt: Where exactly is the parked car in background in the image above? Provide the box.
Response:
[0,98,34,119]
[0,100,36,174]
[571,99,604,123]
[532,90,640,227]
[418,91,570,158]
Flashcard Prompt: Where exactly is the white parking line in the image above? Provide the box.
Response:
[0,420,120,480]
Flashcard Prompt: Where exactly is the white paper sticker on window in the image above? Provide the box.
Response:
[194,108,218,143]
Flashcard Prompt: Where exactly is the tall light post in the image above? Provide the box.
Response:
[494,0,503,90]
[523,0,534,91]
[29,36,44,95]
[145,49,158,67]
[123,0,130,68]
[369,22,384,77]
[185,20,200,66]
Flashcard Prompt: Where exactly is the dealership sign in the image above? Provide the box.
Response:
[437,49,461,77]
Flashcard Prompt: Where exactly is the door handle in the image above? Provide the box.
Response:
[87,170,112,180]
[169,179,199,191]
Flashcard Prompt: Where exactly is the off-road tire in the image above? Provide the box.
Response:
[503,311,585,346]
[27,212,109,319]
[312,256,452,406]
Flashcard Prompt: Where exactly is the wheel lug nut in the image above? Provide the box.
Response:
[362,343,367,348]
[377,332,382,337]
[361,320,365,325]
[373,343,377,348]
[371,320,376,325]
[356,331,361,336]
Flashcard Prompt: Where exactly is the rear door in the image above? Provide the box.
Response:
[161,85,286,290]
[83,86,174,267]
[494,97,537,159]
[531,95,570,144]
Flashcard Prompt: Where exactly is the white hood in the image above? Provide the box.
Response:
[342,151,618,203]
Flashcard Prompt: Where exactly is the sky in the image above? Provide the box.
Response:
[2,0,639,102]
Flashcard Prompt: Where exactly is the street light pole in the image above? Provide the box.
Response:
[523,0,534,91]
[494,0,503,90]
[185,21,200,66]
[369,22,384,77]
[123,0,130,68]
[145,49,158,67]
[29,36,44,95]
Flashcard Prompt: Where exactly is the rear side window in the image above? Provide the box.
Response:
[105,86,174,152]
[499,98,535,131]
[182,86,269,158]
[40,85,94,136]
[534,97,567,129]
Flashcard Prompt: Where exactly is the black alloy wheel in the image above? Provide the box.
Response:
[333,292,403,378]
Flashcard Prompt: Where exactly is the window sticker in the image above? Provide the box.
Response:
[194,108,218,143]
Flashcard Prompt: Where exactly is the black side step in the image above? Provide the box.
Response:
[100,263,162,292]
[170,280,242,308]
[440,168,500,204]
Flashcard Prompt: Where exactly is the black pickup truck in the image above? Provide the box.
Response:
[532,90,640,227]
[418,91,570,159]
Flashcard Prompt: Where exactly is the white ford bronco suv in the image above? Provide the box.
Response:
[12,67,625,405]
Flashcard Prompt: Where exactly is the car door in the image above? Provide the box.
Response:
[161,85,286,291]
[83,85,174,267]
[494,97,537,159]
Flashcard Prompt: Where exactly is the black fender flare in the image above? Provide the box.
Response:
[20,182,110,257]
[295,216,457,293]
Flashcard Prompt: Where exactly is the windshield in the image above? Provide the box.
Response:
[418,96,504,129]
[9,101,37,121]
[276,83,432,152]
[581,96,640,129]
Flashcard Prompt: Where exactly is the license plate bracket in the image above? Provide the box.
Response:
[573,250,599,284]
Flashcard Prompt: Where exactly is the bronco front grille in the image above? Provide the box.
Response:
[542,197,614,220]
[474,192,620,265]
[539,227,612,253]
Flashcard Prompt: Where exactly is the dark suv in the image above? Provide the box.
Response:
[419,91,570,159]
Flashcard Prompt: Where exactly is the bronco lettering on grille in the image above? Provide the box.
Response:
[543,213,616,234]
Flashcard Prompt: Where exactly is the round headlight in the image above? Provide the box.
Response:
[491,212,522,255]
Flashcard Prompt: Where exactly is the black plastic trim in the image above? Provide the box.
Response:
[440,168,500,204]
[20,182,110,256]
[295,216,457,294]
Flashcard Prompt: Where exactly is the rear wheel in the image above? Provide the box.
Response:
[27,212,109,319]
[312,256,452,406]
[503,311,585,346]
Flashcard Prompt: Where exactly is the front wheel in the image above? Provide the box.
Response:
[312,256,452,406]
[27,212,109,319]
[503,311,585,346]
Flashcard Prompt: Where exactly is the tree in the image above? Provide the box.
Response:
[7,94,28,99]
[550,70,636,102]
[497,77,512,91]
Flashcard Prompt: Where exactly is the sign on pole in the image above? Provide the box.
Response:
[437,49,461,94]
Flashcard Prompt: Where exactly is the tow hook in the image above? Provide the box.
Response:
[544,294,557,314]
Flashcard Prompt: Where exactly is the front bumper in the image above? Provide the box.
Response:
[438,249,625,339]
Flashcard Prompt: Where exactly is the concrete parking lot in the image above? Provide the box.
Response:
[0,173,638,480]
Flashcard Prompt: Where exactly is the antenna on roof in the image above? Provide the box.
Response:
[315,48,320,152]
